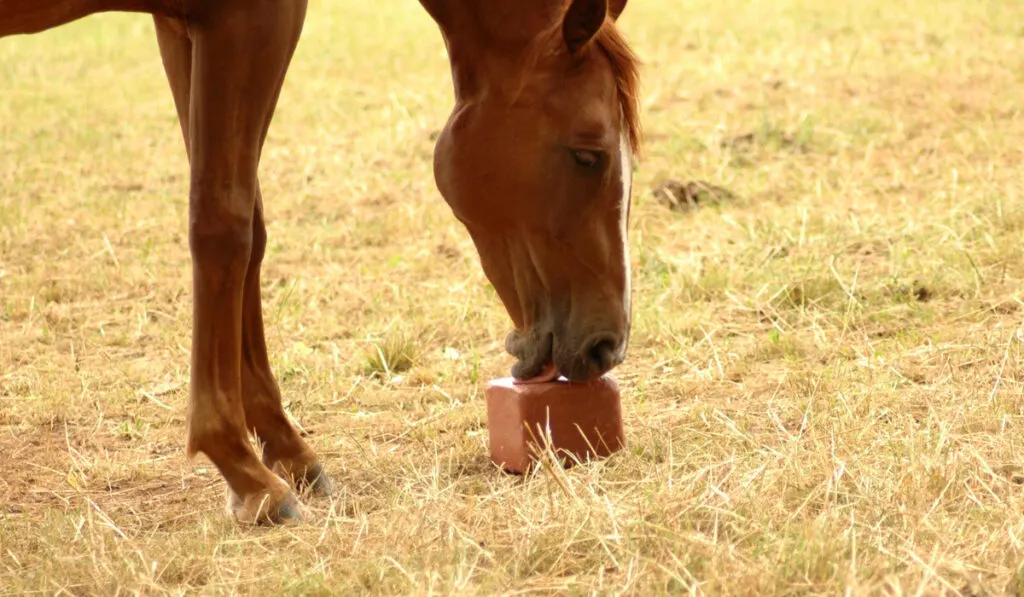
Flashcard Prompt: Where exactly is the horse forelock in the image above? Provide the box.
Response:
[511,15,642,157]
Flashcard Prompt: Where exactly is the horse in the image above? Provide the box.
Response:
[0,0,642,525]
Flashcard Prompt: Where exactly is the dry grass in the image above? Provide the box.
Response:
[3,0,1024,594]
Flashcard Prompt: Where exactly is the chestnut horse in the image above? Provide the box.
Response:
[0,0,641,524]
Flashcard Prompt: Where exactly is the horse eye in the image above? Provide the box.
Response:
[571,149,601,169]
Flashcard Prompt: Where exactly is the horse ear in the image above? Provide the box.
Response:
[562,0,608,55]
[609,0,627,20]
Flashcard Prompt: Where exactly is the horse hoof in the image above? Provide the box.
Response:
[268,459,332,498]
[300,462,332,498]
[227,485,304,526]
[272,499,303,524]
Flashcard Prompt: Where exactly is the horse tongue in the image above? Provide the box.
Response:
[513,361,559,384]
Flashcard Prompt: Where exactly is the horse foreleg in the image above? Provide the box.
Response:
[240,188,331,496]
[157,2,309,525]
[153,16,190,155]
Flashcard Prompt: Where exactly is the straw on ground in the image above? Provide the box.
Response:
[2,0,1024,594]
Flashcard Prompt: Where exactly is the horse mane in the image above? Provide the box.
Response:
[594,20,643,157]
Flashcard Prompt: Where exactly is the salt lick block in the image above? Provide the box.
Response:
[485,376,625,474]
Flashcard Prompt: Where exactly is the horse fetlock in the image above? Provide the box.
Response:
[185,400,245,456]
[226,477,304,525]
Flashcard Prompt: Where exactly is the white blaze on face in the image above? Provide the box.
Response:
[618,132,633,324]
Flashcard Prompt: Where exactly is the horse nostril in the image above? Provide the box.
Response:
[586,335,620,373]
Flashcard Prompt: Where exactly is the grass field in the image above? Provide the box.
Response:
[2,0,1024,594]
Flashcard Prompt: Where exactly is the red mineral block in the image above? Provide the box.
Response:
[485,375,625,474]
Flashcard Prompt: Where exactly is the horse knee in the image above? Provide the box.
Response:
[188,186,256,268]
